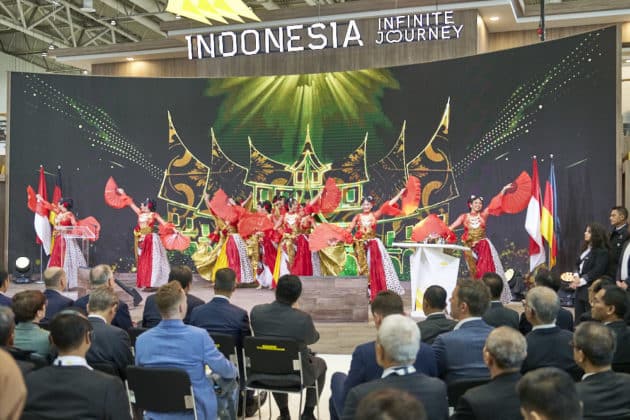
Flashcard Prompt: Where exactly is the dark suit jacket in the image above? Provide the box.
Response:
[483,302,519,330]
[606,320,630,365]
[42,289,74,324]
[610,226,630,277]
[342,372,448,420]
[250,301,320,382]
[86,316,134,379]
[75,294,132,331]
[522,326,582,379]
[142,292,204,327]
[189,296,251,345]
[519,308,574,334]
[418,313,457,344]
[0,292,11,307]
[23,365,131,419]
[433,319,493,382]
[577,370,630,419]
[451,371,523,420]
[576,247,610,301]
[339,340,437,409]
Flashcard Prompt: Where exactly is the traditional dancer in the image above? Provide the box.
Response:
[347,190,407,300]
[247,200,276,289]
[448,186,513,303]
[32,195,99,289]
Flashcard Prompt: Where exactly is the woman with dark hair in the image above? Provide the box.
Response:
[35,195,93,289]
[12,290,50,358]
[117,191,171,291]
[448,185,513,303]
[569,222,610,321]
[346,190,406,300]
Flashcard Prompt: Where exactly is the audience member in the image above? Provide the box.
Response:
[589,285,630,366]
[417,285,457,344]
[451,326,526,420]
[573,322,630,419]
[517,367,581,420]
[342,315,448,420]
[519,269,574,334]
[482,272,519,329]
[142,265,204,327]
[521,287,581,379]
[189,267,264,418]
[23,312,131,419]
[355,389,426,420]
[330,291,437,420]
[0,305,37,373]
[12,290,51,358]
[75,264,132,330]
[251,274,326,420]
[41,267,73,324]
[136,281,237,419]
[575,277,616,324]
[433,279,493,382]
[0,348,26,420]
[86,286,134,379]
[609,206,629,277]
[0,270,11,307]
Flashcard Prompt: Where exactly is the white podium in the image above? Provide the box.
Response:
[392,242,470,318]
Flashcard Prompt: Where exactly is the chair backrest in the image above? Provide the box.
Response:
[243,336,302,378]
[126,366,196,416]
[210,332,238,366]
[91,361,119,377]
[447,377,490,406]
[613,362,630,374]
[128,327,148,347]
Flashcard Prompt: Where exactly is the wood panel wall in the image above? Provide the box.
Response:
[93,10,479,77]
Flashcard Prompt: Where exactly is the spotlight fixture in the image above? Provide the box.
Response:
[110,19,116,26]
[80,0,96,13]
[14,257,31,284]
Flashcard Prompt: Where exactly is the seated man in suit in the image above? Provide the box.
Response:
[189,268,265,417]
[41,267,73,324]
[355,389,426,420]
[251,274,326,420]
[433,279,494,382]
[342,315,448,420]
[0,270,11,307]
[517,368,581,420]
[521,287,582,380]
[417,285,457,344]
[330,291,437,420]
[86,286,134,379]
[22,312,131,419]
[573,321,630,419]
[75,264,132,330]
[142,265,204,327]
[519,269,574,334]
[136,281,237,420]
[590,285,630,366]
[452,326,526,420]
[482,273,519,329]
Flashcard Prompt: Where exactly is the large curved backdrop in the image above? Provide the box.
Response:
[8,27,616,278]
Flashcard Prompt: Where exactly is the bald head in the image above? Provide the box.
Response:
[525,286,560,324]
[43,267,66,290]
[89,264,114,287]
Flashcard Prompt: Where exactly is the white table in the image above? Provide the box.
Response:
[392,242,470,318]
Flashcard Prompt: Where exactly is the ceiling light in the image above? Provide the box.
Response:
[110,19,116,26]
[80,0,96,13]
[48,44,55,50]
[175,14,181,19]
[41,51,48,57]
[82,70,89,75]
[489,16,500,22]
[126,57,135,61]
[625,59,630,63]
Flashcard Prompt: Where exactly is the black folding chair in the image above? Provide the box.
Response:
[91,361,119,377]
[126,366,198,419]
[447,377,490,407]
[242,336,319,420]
[210,333,243,419]
[127,327,148,356]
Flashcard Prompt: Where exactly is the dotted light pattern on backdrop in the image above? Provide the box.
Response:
[22,74,163,180]
[453,31,602,177]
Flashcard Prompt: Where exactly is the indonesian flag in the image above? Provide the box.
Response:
[34,166,51,255]
[525,157,545,271]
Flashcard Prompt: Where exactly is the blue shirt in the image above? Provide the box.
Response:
[135,319,237,419]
